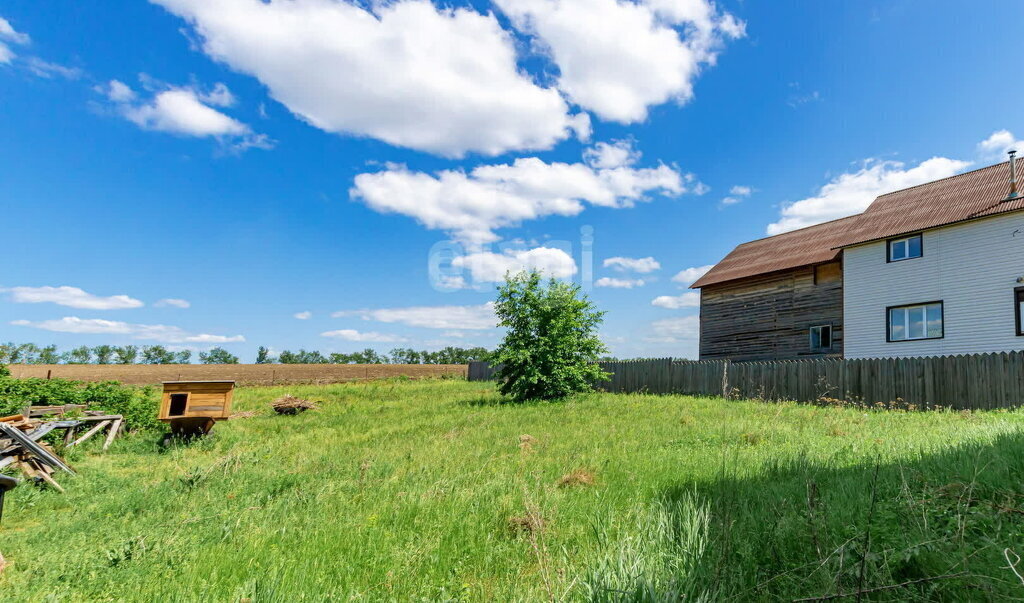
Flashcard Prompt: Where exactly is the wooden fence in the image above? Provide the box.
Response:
[468,352,1024,410]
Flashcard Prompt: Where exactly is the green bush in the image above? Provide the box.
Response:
[0,376,160,430]
[491,271,611,401]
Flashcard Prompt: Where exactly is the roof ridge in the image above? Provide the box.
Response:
[874,157,1019,199]
[735,213,863,246]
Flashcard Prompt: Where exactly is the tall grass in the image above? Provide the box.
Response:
[2,379,1024,600]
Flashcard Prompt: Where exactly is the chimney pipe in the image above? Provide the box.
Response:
[1008,150,1019,201]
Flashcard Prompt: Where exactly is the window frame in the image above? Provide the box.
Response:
[1015,287,1024,337]
[886,233,923,263]
[809,324,833,352]
[886,301,944,342]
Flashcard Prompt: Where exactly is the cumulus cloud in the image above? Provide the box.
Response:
[496,0,744,123]
[321,329,406,342]
[644,315,700,343]
[603,256,660,273]
[595,277,645,288]
[153,0,584,158]
[766,157,970,234]
[351,144,690,244]
[451,247,577,284]
[671,264,713,285]
[293,311,312,320]
[11,316,244,343]
[333,302,496,330]
[721,184,752,206]
[978,130,1021,161]
[155,298,191,308]
[584,140,640,169]
[3,286,143,310]
[99,79,272,151]
[651,292,700,308]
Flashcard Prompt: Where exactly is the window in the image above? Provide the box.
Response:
[809,325,832,351]
[1015,288,1024,336]
[887,234,923,262]
[887,302,943,341]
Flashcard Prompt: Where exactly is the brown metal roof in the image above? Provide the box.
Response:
[832,157,1024,248]
[690,214,859,288]
[692,158,1024,288]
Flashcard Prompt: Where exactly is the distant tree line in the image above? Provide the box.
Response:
[256,346,491,365]
[1,342,490,366]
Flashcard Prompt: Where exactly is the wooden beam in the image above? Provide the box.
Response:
[68,420,110,448]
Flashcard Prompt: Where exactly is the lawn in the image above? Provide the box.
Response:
[3,378,1024,600]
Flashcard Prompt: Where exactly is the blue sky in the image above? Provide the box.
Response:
[1,0,1022,360]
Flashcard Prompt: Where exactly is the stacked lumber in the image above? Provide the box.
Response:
[0,408,124,493]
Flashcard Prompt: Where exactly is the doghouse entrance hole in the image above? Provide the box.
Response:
[169,393,189,416]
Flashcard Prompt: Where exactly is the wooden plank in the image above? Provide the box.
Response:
[103,418,122,452]
[68,420,111,448]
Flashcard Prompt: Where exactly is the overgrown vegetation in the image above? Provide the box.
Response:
[0,375,159,430]
[2,379,1024,600]
[492,271,609,401]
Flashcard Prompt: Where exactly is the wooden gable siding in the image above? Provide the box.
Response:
[698,262,843,361]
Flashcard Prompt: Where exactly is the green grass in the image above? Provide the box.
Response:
[4,378,1024,601]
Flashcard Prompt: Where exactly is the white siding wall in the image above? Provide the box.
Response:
[844,211,1024,358]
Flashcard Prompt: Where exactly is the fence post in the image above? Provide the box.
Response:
[721,359,730,399]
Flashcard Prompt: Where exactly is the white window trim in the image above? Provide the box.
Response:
[887,234,923,262]
[888,302,943,342]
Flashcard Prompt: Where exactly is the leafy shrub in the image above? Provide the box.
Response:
[492,271,610,401]
[0,364,9,378]
[0,376,160,430]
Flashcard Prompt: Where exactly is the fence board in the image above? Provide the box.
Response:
[467,352,1024,410]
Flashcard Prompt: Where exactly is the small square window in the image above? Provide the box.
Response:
[888,234,923,262]
[810,325,832,351]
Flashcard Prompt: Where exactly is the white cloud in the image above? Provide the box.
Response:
[200,82,235,107]
[24,57,82,79]
[333,302,496,330]
[321,329,406,342]
[720,184,752,206]
[584,140,640,169]
[451,247,577,284]
[766,157,971,234]
[104,80,136,102]
[100,79,272,151]
[603,256,660,273]
[644,315,700,343]
[11,317,244,343]
[153,0,583,158]
[3,286,144,310]
[671,264,713,285]
[351,144,689,244]
[595,277,645,288]
[978,130,1021,161]
[293,311,312,320]
[155,298,191,309]
[651,292,700,308]
[0,15,29,64]
[0,17,29,45]
[496,0,744,123]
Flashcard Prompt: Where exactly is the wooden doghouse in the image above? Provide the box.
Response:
[160,381,234,436]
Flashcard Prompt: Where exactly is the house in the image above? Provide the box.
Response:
[692,153,1024,360]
